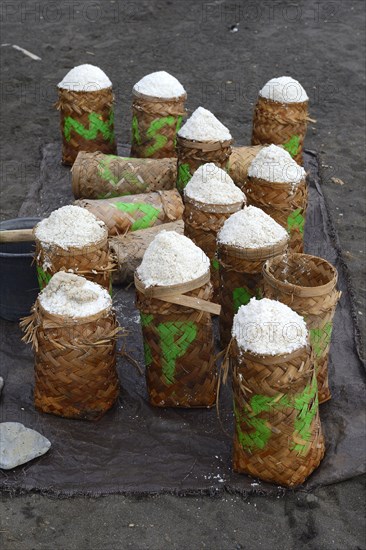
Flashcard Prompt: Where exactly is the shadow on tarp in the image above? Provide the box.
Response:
[1,145,365,497]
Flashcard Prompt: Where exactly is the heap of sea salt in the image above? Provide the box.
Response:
[58,64,112,91]
[35,205,106,249]
[178,107,232,142]
[218,206,288,249]
[248,144,306,185]
[137,230,210,287]
[260,76,308,104]
[39,272,111,318]
[232,297,308,355]
[133,71,186,99]
[184,163,245,205]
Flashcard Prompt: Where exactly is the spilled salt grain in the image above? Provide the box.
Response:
[217,206,288,249]
[248,144,306,185]
[35,205,107,249]
[184,163,245,205]
[58,64,112,91]
[137,230,210,287]
[260,76,308,104]
[133,71,186,99]
[39,272,111,317]
[178,107,232,142]
[232,297,308,355]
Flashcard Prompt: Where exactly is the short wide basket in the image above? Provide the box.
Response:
[135,272,217,408]
[231,340,325,487]
[263,253,341,404]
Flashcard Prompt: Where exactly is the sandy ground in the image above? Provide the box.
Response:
[0,0,365,548]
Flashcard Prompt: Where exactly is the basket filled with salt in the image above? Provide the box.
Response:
[183,163,245,300]
[263,252,341,404]
[252,76,309,165]
[230,298,325,487]
[56,64,117,165]
[21,272,120,420]
[134,230,218,408]
[34,205,113,291]
[246,144,308,252]
[217,206,289,347]
[130,71,187,159]
[176,107,233,192]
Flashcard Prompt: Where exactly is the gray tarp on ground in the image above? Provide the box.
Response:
[1,144,365,497]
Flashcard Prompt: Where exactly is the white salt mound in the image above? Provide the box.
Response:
[218,206,288,249]
[35,205,106,249]
[184,163,245,205]
[39,272,111,317]
[232,297,308,355]
[260,76,308,103]
[178,107,232,142]
[133,71,186,99]
[137,230,210,287]
[248,144,306,185]
[58,64,112,91]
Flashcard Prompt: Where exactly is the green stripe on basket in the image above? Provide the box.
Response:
[157,321,197,385]
[112,202,161,230]
[64,110,115,143]
[283,134,301,157]
[309,322,333,357]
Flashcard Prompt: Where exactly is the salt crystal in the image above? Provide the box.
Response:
[133,70,186,99]
[248,144,306,186]
[58,64,112,91]
[178,107,232,142]
[232,297,308,355]
[184,163,245,205]
[260,76,308,104]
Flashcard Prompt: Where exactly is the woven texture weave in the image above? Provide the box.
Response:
[228,145,264,188]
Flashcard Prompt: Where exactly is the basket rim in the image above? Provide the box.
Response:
[218,236,289,261]
[57,86,113,95]
[134,270,210,298]
[232,337,311,365]
[34,226,108,255]
[256,95,309,108]
[132,89,187,103]
[36,299,113,326]
[183,194,245,213]
[247,175,307,189]
[176,135,233,150]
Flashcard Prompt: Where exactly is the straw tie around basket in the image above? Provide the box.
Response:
[130,90,186,159]
[20,302,121,420]
[245,176,308,253]
[263,253,341,404]
[230,339,325,487]
[56,87,117,165]
[72,151,177,199]
[251,97,309,165]
[135,271,220,408]
[176,136,233,192]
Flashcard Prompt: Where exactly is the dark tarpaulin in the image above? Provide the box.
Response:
[1,145,365,497]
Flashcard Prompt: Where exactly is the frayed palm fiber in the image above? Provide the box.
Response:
[20,302,120,420]
[72,151,177,199]
[218,239,288,348]
[135,273,217,408]
[176,136,233,192]
[130,91,186,159]
[252,97,309,165]
[76,190,184,237]
[183,197,244,301]
[56,87,117,166]
[34,231,113,292]
[245,176,308,253]
[263,253,341,404]
[231,339,325,487]
[228,145,264,188]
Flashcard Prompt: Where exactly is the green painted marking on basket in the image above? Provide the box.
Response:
[173,115,183,147]
[140,313,154,327]
[292,376,318,454]
[131,114,142,145]
[157,321,197,385]
[177,163,191,191]
[98,154,119,185]
[64,110,115,143]
[283,134,301,157]
[112,202,161,231]
[287,208,305,235]
[211,258,219,271]
[309,322,333,358]
[143,341,153,366]
[234,400,272,451]
[36,265,52,289]
[145,116,176,157]
[233,287,252,312]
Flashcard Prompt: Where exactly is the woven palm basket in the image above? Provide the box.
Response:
[56,87,117,166]
[76,189,184,237]
[20,301,120,420]
[135,271,218,408]
[183,197,244,301]
[231,339,325,487]
[72,151,177,199]
[245,176,308,253]
[263,253,341,404]
[34,227,113,292]
[218,238,289,348]
[176,136,233,192]
[251,96,309,165]
[130,90,186,159]
[227,145,264,189]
